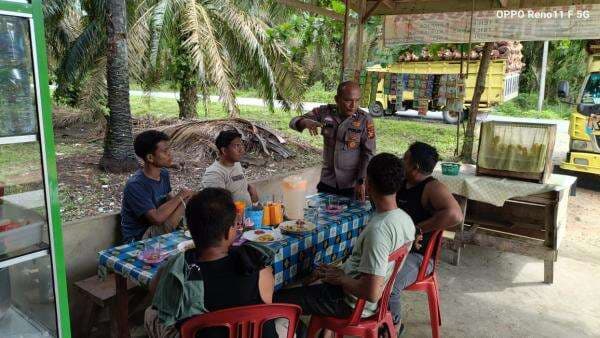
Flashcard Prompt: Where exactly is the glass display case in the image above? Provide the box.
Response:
[0,1,71,337]
[477,121,557,183]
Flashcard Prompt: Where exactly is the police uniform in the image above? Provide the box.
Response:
[290,104,376,196]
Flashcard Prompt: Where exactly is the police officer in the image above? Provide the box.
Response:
[289,81,376,201]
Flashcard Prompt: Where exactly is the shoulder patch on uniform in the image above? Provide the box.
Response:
[367,120,375,139]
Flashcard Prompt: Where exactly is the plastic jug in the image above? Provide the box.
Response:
[281,175,307,220]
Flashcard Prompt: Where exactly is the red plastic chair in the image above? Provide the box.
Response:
[404,229,445,338]
[180,303,302,338]
[306,241,413,338]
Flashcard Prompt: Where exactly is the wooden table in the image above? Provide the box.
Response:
[436,166,577,284]
[98,194,372,338]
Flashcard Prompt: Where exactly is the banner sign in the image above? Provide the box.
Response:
[384,4,600,46]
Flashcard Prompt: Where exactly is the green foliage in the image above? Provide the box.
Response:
[547,40,588,102]
[304,82,335,102]
[520,40,588,103]
[269,11,343,90]
[495,93,571,120]
[168,43,198,89]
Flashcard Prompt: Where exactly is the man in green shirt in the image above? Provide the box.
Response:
[274,153,415,319]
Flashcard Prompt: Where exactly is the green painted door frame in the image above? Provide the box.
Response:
[0,0,72,336]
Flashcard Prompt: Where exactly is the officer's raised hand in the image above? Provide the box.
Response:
[299,119,323,136]
[354,181,366,202]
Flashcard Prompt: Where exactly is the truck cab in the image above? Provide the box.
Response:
[559,53,600,175]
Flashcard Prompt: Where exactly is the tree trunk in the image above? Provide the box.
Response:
[178,80,198,119]
[99,0,138,173]
[461,41,493,163]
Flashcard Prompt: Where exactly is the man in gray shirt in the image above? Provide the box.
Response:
[274,153,414,321]
[201,130,258,205]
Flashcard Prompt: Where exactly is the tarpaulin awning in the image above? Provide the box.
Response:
[384,4,600,45]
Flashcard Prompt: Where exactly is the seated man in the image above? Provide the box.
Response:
[389,142,464,330]
[120,130,193,243]
[202,130,258,205]
[145,188,277,338]
[274,153,415,320]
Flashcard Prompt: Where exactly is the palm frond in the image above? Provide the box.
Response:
[215,0,278,111]
[78,56,108,116]
[183,1,239,116]
[56,20,106,89]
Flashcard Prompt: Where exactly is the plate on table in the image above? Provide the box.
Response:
[137,249,170,264]
[279,220,316,234]
[319,204,347,215]
[242,229,284,243]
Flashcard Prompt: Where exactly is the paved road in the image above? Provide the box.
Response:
[130,89,570,163]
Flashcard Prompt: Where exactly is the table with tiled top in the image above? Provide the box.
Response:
[99,193,372,338]
[98,193,372,290]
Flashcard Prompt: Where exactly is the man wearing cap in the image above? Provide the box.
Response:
[289,81,376,201]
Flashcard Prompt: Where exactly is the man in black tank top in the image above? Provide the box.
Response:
[389,142,463,328]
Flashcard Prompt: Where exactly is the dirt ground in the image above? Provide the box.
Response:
[54,123,321,222]
[563,186,600,253]
[398,177,600,338]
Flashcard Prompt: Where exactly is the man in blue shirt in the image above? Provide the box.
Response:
[121,130,193,243]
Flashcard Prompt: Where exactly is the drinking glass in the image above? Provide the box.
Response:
[308,207,319,226]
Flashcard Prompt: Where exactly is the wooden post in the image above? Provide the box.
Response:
[544,259,554,284]
[341,0,350,82]
[461,41,493,163]
[354,0,367,81]
[114,274,130,338]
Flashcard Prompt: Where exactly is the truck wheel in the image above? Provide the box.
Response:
[442,109,467,124]
[369,101,384,117]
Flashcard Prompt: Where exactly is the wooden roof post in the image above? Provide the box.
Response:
[354,0,367,81]
[341,0,350,82]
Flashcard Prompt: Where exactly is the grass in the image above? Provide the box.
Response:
[0,143,43,194]
[130,82,336,103]
[0,138,97,195]
[494,93,572,120]
[130,96,459,159]
[0,143,41,182]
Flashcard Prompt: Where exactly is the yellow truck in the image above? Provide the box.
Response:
[366,59,520,123]
[558,48,600,175]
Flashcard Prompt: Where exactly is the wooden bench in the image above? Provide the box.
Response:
[74,274,139,337]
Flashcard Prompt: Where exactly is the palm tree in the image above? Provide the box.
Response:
[49,1,149,172]
[50,0,306,171]
[99,0,138,172]
[129,0,306,118]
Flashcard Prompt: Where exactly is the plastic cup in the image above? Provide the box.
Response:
[234,200,246,228]
[234,201,246,214]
